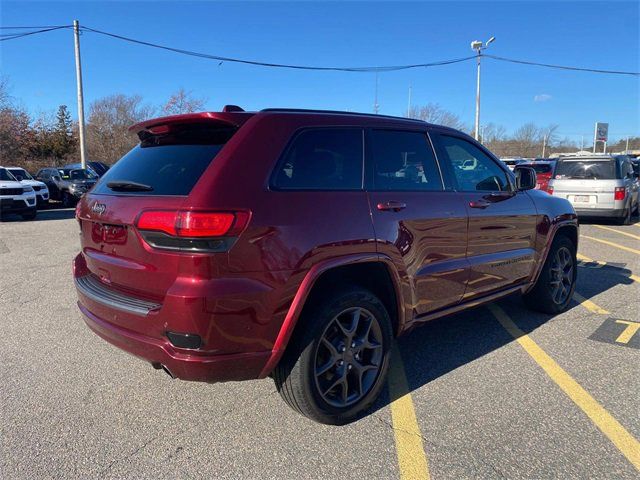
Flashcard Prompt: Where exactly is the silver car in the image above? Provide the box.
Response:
[548,155,639,224]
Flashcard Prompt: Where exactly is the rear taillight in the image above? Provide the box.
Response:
[75,202,82,227]
[547,187,553,195]
[136,210,250,252]
[614,187,626,201]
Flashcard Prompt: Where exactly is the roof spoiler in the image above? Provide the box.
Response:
[129,110,252,135]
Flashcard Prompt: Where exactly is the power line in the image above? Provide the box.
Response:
[485,54,639,77]
[79,25,476,72]
[1,23,639,77]
[0,25,70,29]
[0,25,71,42]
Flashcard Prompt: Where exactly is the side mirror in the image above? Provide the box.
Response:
[16,175,24,181]
[53,176,61,181]
[514,166,536,191]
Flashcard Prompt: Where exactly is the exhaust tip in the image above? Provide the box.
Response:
[153,363,176,379]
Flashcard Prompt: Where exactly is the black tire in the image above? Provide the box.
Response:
[21,209,37,221]
[524,235,577,314]
[61,191,74,208]
[273,286,393,425]
[617,206,632,225]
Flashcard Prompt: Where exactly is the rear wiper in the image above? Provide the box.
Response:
[106,180,153,192]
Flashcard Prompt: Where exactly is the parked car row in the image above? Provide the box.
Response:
[35,167,99,207]
[0,162,109,220]
[548,154,640,225]
[500,155,639,224]
[0,167,38,220]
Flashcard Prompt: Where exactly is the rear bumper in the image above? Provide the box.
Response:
[73,252,276,383]
[78,301,271,382]
[575,208,625,218]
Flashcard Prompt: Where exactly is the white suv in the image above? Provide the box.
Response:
[6,166,49,207]
[0,167,37,220]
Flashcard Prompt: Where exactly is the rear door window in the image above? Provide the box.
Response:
[555,160,616,180]
[93,124,236,196]
[272,128,363,190]
[370,130,443,191]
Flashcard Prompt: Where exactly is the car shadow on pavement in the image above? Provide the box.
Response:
[369,261,635,416]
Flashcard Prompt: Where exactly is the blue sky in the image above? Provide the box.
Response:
[2,1,639,143]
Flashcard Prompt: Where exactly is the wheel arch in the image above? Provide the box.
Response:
[526,215,579,293]
[258,254,405,378]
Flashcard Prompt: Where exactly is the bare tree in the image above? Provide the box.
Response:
[161,88,207,116]
[480,122,507,143]
[407,103,467,131]
[0,76,11,108]
[86,94,155,164]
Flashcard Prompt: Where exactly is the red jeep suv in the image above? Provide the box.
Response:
[74,107,578,424]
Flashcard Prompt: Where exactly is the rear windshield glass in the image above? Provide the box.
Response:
[554,160,616,180]
[528,164,552,174]
[93,125,235,196]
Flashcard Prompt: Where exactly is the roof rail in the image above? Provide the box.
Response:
[259,108,427,124]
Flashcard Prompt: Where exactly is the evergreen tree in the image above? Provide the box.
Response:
[51,105,76,159]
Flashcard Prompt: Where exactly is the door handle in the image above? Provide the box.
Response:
[469,199,491,209]
[377,201,407,212]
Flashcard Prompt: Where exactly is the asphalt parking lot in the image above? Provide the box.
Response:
[1,208,638,479]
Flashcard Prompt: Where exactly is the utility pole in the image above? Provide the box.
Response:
[73,20,87,170]
[542,134,547,158]
[474,50,481,140]
[471,37,495,141]
[373,71,380,114]
[626,136,629,153]
[580,135,584,151]
[407,85,412,117]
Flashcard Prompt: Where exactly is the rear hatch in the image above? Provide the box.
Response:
[551,158,618,209]
[76,117,243,301]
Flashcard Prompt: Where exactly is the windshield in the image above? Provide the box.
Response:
[59,169,97,180]
[554,160,616,180]
[8,168,33,180]
[0,168,18,181]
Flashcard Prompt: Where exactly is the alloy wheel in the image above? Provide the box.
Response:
[313,307,383,408]
[549,246,574,305]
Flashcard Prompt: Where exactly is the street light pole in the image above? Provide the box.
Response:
[474,51,481,140]
[73,20,87,170]
[471,37,495,141]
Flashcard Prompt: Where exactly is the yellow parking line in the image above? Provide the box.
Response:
[573,292,610,315]
[577,253,640,283]
[582,235,640,256]
[387,346,430,480]
[576,253,606,267]
[594,225,640,241]
[488,304,640,471]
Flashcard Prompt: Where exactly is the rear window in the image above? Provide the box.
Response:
[528,164,553,174]
[93,124,235,196]
[555,160,616,180]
